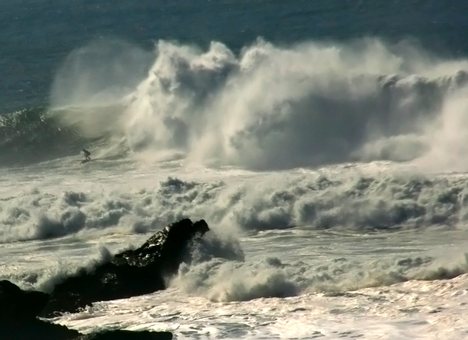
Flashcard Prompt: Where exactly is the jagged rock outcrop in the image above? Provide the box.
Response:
[1,218,208,338]
[41,218,209,316]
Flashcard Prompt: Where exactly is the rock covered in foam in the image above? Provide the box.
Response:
[42,218,209,316]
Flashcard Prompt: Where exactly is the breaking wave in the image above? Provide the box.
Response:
[171,250,468,301]
[48,38,468,171]
[3,168,468,243]
[3,38,468,170]
[172,227,468,301]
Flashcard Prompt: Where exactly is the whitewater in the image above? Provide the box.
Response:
[2,2,468,338]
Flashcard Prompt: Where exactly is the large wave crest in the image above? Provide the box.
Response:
[47,38,468,170]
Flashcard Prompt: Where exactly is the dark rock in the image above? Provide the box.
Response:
[0,317,173,340]
[0,280,80,339]
[83,330,173,340]
[0,319,81,340]
[0,279,49,321]
[42,218,209,316]
[0,219,203,338]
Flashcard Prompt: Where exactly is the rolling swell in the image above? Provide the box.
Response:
[0,107,96,166]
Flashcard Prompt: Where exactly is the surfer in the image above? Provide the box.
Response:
[82,148,91,161]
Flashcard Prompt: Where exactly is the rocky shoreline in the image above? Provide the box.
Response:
[0,219,210,339]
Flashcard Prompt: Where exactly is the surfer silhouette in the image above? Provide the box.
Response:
[82,149,91,161]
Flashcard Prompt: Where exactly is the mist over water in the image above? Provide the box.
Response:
[49,40,153,137]
[43,38,468,171]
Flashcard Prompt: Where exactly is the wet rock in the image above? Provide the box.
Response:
[0,320,81,340]
[0,279,49,321]
[0,219,204,338]
[83,330,173,340]
[42,218,209,316]
[0,280,81,339]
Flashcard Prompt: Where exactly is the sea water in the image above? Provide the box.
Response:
[1,1,468,338]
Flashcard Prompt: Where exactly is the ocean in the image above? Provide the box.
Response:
[1,0,468,338]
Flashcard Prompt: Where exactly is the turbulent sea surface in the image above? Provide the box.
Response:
[2,1,468,338]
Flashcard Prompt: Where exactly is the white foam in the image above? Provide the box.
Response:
[2,161,468,242]
[52,274,468,339]
[2,159,468,338]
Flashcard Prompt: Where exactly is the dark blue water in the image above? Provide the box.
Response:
[1,0,468,113]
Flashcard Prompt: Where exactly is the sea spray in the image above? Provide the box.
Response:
[43,38,468,170]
